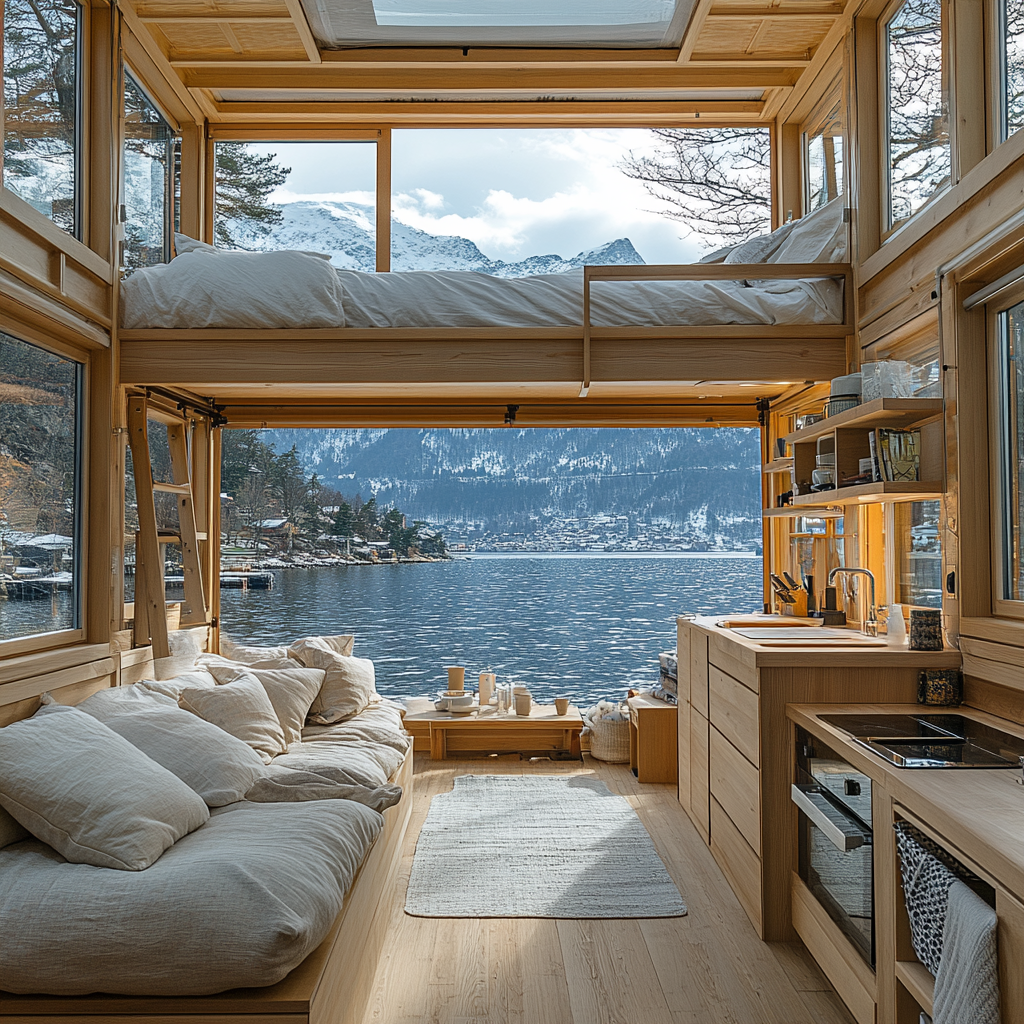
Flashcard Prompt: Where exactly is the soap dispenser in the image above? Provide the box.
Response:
[886,604,907,646]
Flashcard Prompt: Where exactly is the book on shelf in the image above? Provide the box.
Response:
[872,428,921,482]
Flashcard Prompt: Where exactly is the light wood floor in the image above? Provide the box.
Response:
[360,755,855,1024]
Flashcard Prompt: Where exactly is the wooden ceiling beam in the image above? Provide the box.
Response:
[139,16,295,24]
[283,0,321,64]
[207,100,766,126]
[180,64,803,90]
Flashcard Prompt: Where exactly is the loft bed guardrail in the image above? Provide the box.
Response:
[117,261,854,399]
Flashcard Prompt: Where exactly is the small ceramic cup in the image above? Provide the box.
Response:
[554,697,570,716]
[446,666,465,691]
[514,693,532,716]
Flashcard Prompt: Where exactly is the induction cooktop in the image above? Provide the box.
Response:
[819,713,1024,768]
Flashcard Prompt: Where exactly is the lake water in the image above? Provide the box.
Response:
[220,554,763,706]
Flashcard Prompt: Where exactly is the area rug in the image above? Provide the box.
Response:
[404,775,687,918]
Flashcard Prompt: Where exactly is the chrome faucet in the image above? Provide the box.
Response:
[827,567,878,636]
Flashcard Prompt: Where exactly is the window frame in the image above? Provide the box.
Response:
[800,73,847,217]
[878,0,952,238]
[988,281,1024,620]
[993,0,1024,143]
[0,328,87,657]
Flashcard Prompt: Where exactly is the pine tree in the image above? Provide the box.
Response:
[214,143,290,248]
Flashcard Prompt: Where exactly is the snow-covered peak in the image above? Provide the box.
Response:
[223,199,646,276]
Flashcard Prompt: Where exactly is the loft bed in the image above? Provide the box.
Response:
[118,201,853,404]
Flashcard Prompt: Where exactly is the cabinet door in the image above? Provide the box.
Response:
[677,697,691,811]
[690,629,710,718]
[690,708,710,843]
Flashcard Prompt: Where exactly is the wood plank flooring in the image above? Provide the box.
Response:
[360,755,855,1024]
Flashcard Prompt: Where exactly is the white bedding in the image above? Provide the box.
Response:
[120,201,848,331]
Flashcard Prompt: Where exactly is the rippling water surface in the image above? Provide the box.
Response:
[220,554,763,706]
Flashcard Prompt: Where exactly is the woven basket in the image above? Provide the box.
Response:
[586,708,631,763]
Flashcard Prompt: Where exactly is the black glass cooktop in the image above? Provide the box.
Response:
[819,713,1024,768]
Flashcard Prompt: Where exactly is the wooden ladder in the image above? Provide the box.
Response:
[127,394,209,659]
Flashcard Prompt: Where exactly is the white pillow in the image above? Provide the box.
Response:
[288,633,355,658]
[0,706,209,870]
[220,636,292,664]
[179,674,287,764]
[139,668,218,701]
[723,220,794,264]
[173,231,217,255]
[767,197,848,264]
[208,663,325,747]
[289,639,377,723]
[78,688,266,806]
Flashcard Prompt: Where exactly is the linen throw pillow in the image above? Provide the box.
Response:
[289,638,377,723]
[288,633,355,658]
[179,673,287,763]
[0,705,209,870]
[78,687,266,806]
[208,663,325,746]
[220,636,292,664]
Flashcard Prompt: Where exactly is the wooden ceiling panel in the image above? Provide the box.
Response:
[694,16,833,59]
[157,22,307,61]
[134,0,291,17]
[708,0,844,12]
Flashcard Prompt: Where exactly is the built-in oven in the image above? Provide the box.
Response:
[793,727,874,968]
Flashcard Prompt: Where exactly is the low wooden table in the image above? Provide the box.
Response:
[403,703,584,760]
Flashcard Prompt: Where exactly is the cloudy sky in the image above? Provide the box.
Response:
[249,129,705,264]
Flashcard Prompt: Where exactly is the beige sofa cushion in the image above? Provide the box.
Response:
[289,633,354,658]
[179,673,287,763]
[78,685,266,806]
[208,662,325,746]
[289,638,377,723]
[0,706,209,870]
[140,668,218,701]
[220,636,291,664]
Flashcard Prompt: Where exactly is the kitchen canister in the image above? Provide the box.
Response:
[909,609,943,651]
[918,669,962,706]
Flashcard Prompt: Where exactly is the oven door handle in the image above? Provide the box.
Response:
[791,784,870,852]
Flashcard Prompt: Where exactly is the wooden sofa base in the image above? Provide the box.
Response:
[0,748,415,1024]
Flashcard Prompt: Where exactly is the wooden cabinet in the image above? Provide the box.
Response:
[627,694,677,784]
[675,616,959,942]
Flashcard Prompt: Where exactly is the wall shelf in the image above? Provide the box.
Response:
[784,398,944,444]
[792,481,944,506]
[762,506,845,519]
[895,960,935,1016]
[762,458,794,474]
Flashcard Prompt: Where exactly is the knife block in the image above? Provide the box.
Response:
[777,592,808,617]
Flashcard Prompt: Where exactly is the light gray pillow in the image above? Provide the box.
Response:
[209,663,325,746]
[78,689,266,806]
[0,706,209,870]
[289,639,377,724]
[173,231,217,256]
[180,673,288,763]
[723,220,794,265]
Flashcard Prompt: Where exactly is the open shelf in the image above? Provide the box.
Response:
[762,458,794,474]
[784,398,944,445]
[895,960,934,1016]
[762,506,845,519]
[792,481,944,506]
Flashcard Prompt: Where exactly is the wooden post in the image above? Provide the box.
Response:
[376,128,391,272]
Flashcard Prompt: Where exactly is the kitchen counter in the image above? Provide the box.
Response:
[788,702,1024,1024]
[789,701,1024,903]
[676,615,962,944]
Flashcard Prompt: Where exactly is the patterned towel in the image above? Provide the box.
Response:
[933,880,999,1024]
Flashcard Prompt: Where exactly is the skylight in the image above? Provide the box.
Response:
[370,0,675,28]
[302,0,696,48]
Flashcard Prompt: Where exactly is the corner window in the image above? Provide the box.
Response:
[123,71,180,274]
[0,332,82,644]
[884,0,950,229]
[805,98,845,213]
[1002,0,1024,139]
[2,0,81,236]
[997,298,1024,604]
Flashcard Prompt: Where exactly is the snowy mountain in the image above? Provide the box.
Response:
[259,427,762,547]
[225,199,645,276]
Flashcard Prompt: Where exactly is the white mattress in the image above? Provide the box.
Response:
[119,199,847,331]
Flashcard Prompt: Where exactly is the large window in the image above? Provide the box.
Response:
[0,333,82,644]
[1003,0,1024,139]
[2,0,81,236]
[884,0,949,229]
[997,297,1024,605]
[893,500,942,607]
[123,72,180,274]
[212,141,376,267]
